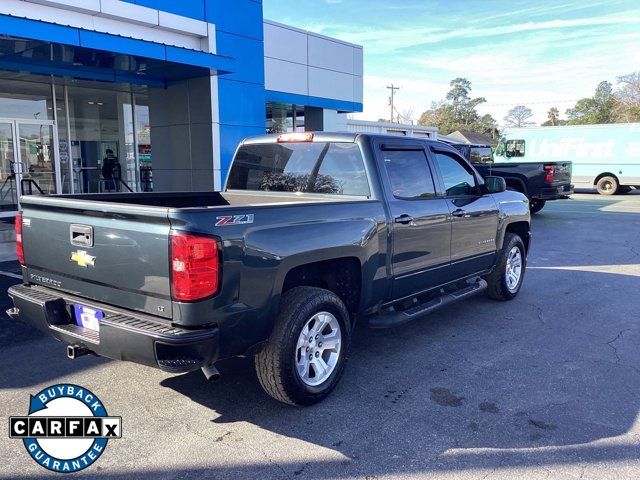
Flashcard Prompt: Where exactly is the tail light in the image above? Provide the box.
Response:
[15,212,24,266]
[544,165,555,184]
[170,232,220,302]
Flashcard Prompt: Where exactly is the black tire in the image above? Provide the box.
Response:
[255,286,351,406]
[484,233,527,301]
[529,199,546,214]
[596,176,619,195]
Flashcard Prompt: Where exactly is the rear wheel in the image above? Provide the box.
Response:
[484,233,526,301]
[255,287,351,406]
[529,199,546,214]
[596,176,619,195]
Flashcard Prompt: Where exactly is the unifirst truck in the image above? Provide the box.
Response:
[494,123,640,195]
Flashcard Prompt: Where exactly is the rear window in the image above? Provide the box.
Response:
[227,142,370,197]
[469,147,494,164]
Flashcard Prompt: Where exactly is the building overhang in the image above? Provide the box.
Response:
[0,14,234,86]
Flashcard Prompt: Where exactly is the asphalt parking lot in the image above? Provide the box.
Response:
[0,192,639,480]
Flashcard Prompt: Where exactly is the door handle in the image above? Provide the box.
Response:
[394,214,414,225]
[451,209,467,218]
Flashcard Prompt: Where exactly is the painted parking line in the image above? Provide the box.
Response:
[537,209,640,216]
[0,270,21,280]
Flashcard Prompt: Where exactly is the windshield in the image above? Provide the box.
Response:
[227,142,371,197]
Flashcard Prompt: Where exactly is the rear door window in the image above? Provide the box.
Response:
[383,150,437,199]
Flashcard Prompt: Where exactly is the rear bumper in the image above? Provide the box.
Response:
[7,284,219,373]
[534,184,574,200]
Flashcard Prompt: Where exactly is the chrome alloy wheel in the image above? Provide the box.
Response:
[505,246,523,293]
[295,312,342,387]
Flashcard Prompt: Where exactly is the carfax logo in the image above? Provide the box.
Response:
[9,384,121,473]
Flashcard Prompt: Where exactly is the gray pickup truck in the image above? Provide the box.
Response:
[7,132,531,406]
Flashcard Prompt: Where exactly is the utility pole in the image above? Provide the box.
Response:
[387,84,400,123]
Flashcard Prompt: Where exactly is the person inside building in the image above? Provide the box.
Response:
[101,149,121,192]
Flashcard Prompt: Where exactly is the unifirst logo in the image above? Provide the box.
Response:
[529,137,616,159]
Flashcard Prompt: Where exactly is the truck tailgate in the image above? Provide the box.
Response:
[547,161,572,185]
[20,196,173,319]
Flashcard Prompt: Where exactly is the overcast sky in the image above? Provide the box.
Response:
[264,0,640,127]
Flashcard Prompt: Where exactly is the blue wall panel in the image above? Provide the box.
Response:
[205,0,263,40]
[210,0,266,184]
[215,32,264,85]
[219,124,265,176]
[218,81,266,128]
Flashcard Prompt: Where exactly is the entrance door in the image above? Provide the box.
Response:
[0,119,61,216]
[0,122,19,215]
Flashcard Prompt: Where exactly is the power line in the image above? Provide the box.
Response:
[481,99,581,107]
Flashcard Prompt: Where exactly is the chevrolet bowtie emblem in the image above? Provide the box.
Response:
[71,250,96,268]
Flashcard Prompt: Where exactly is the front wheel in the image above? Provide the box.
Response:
[255,287,351,406]
[484,233,527,301]
[596,176,619,195]
[529,199,546,214]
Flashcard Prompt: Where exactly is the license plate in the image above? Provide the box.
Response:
[73,304,103,332]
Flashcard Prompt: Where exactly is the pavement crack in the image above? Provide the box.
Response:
[606,329,630,364]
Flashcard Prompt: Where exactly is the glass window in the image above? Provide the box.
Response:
[383,150,436,199]
[0,74,55,121]
[505,139,525,158]
[266,102,304,134]
[227,142,370,197]
[435,152,477,196]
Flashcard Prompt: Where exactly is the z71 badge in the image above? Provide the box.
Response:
[215,214,254,227]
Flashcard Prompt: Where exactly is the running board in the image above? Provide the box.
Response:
[368,279,488,329]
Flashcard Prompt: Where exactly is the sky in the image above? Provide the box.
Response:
[263,0,640,127]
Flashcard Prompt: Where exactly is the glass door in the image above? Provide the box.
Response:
[0,119,61,215]
[0,122,19,215]
[16,122,60,195]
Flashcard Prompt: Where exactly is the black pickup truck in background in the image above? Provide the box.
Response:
[8,132,531,406]
[440,139,574,213]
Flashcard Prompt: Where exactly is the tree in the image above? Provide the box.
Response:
[566,81,616,125]
[504,105,535,128]
[541,107,568,127]
[418,78,498,136]
[614,72,640,122]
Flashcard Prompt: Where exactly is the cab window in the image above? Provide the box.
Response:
[383,150,437,199]
[434,152,477,196]
[505,140,526,158]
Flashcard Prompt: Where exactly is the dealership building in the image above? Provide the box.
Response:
[0,0,364,216]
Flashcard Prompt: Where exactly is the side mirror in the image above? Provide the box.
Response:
[485,176,506,194]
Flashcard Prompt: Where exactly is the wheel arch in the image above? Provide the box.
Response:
[279,257,363,322]
[505,178,529,196]
[503,221,531,254]
[594,172,619,185]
